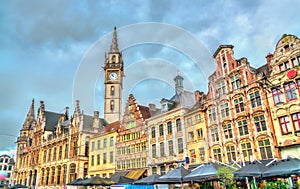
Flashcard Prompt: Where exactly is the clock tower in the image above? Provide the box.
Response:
[103,27,124,123]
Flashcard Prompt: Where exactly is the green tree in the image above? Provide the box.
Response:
[216,166,236,189]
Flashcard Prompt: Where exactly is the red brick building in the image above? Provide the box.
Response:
[206,45,280,164]
[115,94,152,180]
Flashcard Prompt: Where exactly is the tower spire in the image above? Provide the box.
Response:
[22,99,35,130]
[110,26,119,53]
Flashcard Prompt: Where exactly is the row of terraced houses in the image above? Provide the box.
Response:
[12,28,300,188]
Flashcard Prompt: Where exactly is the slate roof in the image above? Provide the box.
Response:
[44,111,62,131]
[256,64,271,78]
[170,90,195,108]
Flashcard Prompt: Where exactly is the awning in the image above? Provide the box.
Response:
[111,171,129,179]
[126,169,146,180]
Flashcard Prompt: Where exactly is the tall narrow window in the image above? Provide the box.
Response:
[110,137,114,146]
[197,128,203,139]
[57,166,61,185]
[69,164,76,182]
[160,142,165,156]
[176,118,182,131]
[59,146,62,160]
[217,79,227,96]
[65,144,68,159]
[46,168,50,185]
[238,119,249,136]
[53,147,56,161]
[284,82,297,101]
[259,139,273,159]
[223,123,233,139]
[279,116,291,134]
[167,121,172,134]
[110,86,115,96]
[63,165,67,185]
[159,124,164,136]
[73,141,77,157]
[226,144,236,162]
[199,147,205,161]
[292,112,300,132]
[103,138,107,148]
[220,102,230,118]
[51,167,55,185]
[91,155,94,166]
[110,151,114,163]
[254,115,267,132]
[213,148,222,162]
[103,153,107,164]
[110,100,114,111]
[272,88,284,105]
[48,149,51,162]
[168,140,173,155]
[151,127,156,138]
[241,141,252,162]
[208,107,217,121]
[152,144,156,158]
[234,97,245,113]
[249,91,262,108]
[97,154,100,165]
[177,138,183,153]
[230,74,241,90]
[211,127,219,142]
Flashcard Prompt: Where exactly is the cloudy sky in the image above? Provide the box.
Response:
[0,0,299,156]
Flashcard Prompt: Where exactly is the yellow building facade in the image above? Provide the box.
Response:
[88,121,119,178]
[13,100,105,189]
[266,34,300,158]
[146,74,195,175]
[184,91,209,166]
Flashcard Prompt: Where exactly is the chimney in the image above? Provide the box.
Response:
[93,111,100,132]
[265,52,273,71]
[195,90,201,101]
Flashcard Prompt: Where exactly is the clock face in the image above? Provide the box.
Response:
[109,72,118,80]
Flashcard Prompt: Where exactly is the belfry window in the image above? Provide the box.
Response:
[110,100,114,111]
[112,55,116,63]
[110,86,115,96]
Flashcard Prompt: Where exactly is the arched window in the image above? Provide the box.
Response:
[69,163,76,182]
[57,166,61,185]
[46,168,50,185]
[240,140,252,161]
[63,165,67,185]
[41,168,45,186]
[176,118,182,131]
[258,138,273,159]
[226,144,236,163]
[213,147,222,162]
[51,167,55,185]
[177,138,183,153]
[110,100,114,111]
[233,96,245,113]
[110,86,115,96]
